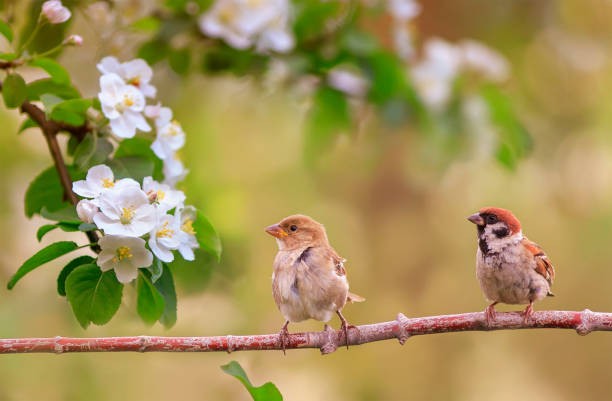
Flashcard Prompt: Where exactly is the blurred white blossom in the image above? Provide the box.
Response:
[98,56,157,98]
[176,205,199,261]
[198,0,294,53]
[142,176,186,213]
[460,40,509,82]
[163,156,188,187]
[388,0,421,60]
[327,67,369,98]
[97,235,153,283]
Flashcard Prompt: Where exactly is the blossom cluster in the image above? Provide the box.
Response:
[71,56,198,284]
[198,0,294,54]
[74,165,198,283]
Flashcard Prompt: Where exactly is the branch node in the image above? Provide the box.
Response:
[395,313,411,345]
[576,309,595,336]
[138,336,151,352]
[53,336,64,354]
[320,324,338,355]
[226,335,235,353]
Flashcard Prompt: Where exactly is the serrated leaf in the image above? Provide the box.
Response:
[49,98,92,126]
[57,255,95,296]
[27,78,80,101]
[137,271,165,325]
[25,165,84,218]
[73,135,113,170]
[221,361,283,401]
[66,264,123,328]
[7,241,79,289]
[154,263,177,328]
[0,20,13,42]
[3,73,27,108]
[194,212,222,262]
[29,58,71,84]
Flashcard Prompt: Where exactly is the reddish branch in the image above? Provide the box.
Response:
[1,309,610,355]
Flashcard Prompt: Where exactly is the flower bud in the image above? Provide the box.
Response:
[63,34,83,46]
[76,199,98,224]
[41,0,71,24]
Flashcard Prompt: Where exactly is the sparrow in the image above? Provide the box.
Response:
[467,207,555,323]
[265,214,364,352]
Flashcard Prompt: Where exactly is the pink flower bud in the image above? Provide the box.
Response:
[63,34,83,46]
[76,199,98,224]
[41,0,71,24]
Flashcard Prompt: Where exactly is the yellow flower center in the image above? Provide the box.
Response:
[156,190,166,201]
[120,207,135,224]
[128,77,141,87]
[112,246,132,263]
[123,94,135,107]
[102,178,114,188]
[156,221,174,238]
[181,219,195,235]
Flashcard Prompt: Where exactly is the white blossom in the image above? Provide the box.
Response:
[41,0,71,24]
[388,0,421,21]
[388,0,420,60]
[97,56,157,98]
[198,0,294,53]
[175,205,199,261]
[142,176,186,213]
[99,73,151,138]
[97,235,153,284]
[411,38,461,110]
[327,68,369,98]
[162,155,188,187]
[148,213,181,263]
[460,40,510,82]
[76,199,98,223]
[93,186,156,237]
[72,164,139,199]
[147,106,186,160]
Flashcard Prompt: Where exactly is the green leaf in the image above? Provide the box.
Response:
[169,48,191,75]
[0,52,17,61]
[2,73,27,108]
[137,271,165,325]
[66,264,123,328]
[303,86,350,164]
[24,165,84,218]
[131,16,161,32]
[57,255,95,297]
[153,263,177,328]
[108,156,155,183]
[221,361,283,401]
[40,93,63,112]
[40,205,79,222]
[18,117,38,134]
[49,98,92,126]
[7,241,79,289]
[480,85,532,170]
[29,58,71,84]
[27,78,80,101]
[0,20,13,42]
[138,39,169,65]
[73,135,113,170]
[114,137,163,180]
[194,212,222,262]
[36,221,82,241]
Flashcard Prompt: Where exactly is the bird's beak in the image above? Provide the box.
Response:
[467,213,485,226]
[265,224,288,238]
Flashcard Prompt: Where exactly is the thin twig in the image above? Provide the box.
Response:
[0,310,610,355]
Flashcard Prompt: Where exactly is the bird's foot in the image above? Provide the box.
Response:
[522,302,534,324]
[278,321,290,355]
[484,302,498,326]
[320,324,338,355]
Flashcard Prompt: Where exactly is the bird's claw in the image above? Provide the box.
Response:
[522,302,534,324]
[484,303,497,326]
[278,321,290,355]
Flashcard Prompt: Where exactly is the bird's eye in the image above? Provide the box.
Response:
[289,225,298,232]
[486,215,498,224]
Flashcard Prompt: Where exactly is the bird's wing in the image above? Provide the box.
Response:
[522,237,555,286]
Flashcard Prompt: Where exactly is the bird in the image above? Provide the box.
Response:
[265,214,364,352]
[467,207,555,324]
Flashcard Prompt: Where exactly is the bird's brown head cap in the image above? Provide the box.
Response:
[265,214,328,250]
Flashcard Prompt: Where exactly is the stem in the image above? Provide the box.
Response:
[19,20,44,55]
[0,309,610,355]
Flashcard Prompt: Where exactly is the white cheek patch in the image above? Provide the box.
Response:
[482,224,523,253]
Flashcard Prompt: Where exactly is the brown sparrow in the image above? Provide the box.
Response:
[265,214,364,352]
[467,207,555,323]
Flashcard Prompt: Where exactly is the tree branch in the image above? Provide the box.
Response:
[1,309,610,355]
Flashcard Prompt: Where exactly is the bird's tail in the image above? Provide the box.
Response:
[547,291,555,297]
[347,292,365,303]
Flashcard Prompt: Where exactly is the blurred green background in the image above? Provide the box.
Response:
[1,0,612,400]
